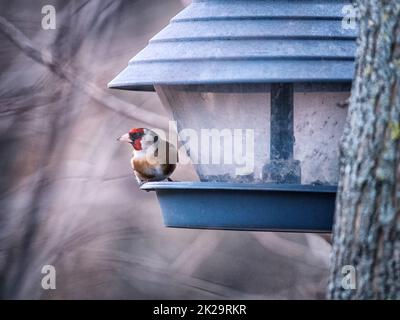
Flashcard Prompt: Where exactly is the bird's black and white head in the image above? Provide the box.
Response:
[117,128,159,151]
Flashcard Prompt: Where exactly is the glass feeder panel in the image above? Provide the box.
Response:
[156,84,270,182]
[156,85,349,186]
[294,92,349,185]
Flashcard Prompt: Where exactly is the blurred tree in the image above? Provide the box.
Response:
[329,0,400,299]
[0,0,333,300]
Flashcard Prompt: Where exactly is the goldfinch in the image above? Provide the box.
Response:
[118,128,177,185]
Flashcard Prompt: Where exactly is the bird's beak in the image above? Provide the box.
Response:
[117,133,131,142]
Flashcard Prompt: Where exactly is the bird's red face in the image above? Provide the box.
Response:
[118,128,145,150]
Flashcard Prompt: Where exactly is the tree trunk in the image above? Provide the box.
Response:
[329,1,400,299]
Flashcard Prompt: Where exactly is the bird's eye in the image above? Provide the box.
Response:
[153,136,159,143]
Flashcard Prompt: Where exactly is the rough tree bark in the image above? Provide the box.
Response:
[329,0,400,299]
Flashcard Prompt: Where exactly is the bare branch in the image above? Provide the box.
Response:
[0,16,169,128]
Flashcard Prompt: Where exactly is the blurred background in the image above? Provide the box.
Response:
[0,0,331,299]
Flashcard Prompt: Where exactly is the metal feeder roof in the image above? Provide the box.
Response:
[109,0,358,91]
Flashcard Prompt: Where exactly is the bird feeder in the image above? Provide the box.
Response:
[109,0,357,232]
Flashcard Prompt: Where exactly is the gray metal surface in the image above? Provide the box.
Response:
[109,0,358,91]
